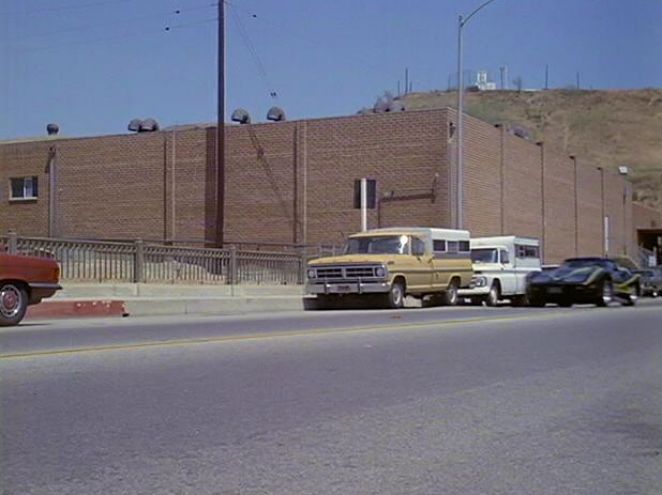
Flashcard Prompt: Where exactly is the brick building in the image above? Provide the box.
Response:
[1,108,660,264]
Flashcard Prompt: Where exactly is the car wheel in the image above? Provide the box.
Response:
[596,279,613,307]
[511,294,529,307]
[385,280,405,309]
[622,294,637,306]
[441,279,459,306]
[0,283,28,327]
[622,285,638,307]
[558,299,573,307]
[485,282,500,307]
[528,294,546,307]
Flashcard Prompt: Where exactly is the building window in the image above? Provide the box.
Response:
[10,177,39,201]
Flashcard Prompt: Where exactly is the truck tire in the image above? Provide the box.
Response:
[441,279,459,306]
[485,281,500,307]
[384,280,405,309]
[0,283,28,327]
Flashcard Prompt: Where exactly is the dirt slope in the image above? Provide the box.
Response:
[397,89,662,208]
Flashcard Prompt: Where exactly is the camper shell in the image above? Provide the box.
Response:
[458,235,542,306]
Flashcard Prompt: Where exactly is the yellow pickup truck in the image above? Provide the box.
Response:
[306,227,473,309]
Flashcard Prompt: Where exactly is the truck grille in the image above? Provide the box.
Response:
[311,265,382,281]
[316,267,343,278]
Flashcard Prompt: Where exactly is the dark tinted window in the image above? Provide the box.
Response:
[412,237,426,256]
[433,240,446,252]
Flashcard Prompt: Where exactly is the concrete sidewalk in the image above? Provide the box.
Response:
[26,283,309,320]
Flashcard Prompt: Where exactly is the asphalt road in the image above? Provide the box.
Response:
[2,301,662,494]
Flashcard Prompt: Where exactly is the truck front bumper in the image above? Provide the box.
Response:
[458,286,491,298]
[306,281,390,295]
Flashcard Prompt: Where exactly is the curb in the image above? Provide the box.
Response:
[25,296,313,320]
[26,300,127,320]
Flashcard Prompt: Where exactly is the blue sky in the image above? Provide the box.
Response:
[2,0,661,139]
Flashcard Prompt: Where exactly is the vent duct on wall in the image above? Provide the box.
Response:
[231,108,251,124]
[266,107,286,122]
[128,118,160,133]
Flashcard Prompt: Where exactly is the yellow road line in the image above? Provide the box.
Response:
[0,310,597,360]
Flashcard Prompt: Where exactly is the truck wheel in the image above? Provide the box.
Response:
[441,279,459,306]
[485,282,500,307]
[385,280,405,309]
[0,283,28,327]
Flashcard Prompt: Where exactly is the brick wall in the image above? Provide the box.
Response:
[633,202,661,230]
[224,110,451,247]
[502,131,543,240]
[542,149,577,263]
[0,141,51,236]
[460,114,502,237]
[0,109,645,261]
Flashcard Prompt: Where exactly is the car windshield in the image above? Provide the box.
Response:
[562,259,609,269]
[345,235,409,255]
[471,248,498,263]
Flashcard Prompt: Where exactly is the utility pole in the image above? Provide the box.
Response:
[215,0,226,247]
[405,68,409,95]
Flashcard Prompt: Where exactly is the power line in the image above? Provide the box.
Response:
[228,4,279,100]
[8,3,216,42]
[14,17,216,54]
[223,0,387,76]
[1,0,135,17]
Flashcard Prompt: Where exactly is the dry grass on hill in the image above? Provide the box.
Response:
[396,89,662,209]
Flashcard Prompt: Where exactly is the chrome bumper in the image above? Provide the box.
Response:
[458,287,490,297]
[306,281,390,295]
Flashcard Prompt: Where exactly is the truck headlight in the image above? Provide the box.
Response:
[375,266,387,278]
[473,276,487,287]
[307,268,316,279]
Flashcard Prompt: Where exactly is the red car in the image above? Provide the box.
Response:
[0,253,61,326]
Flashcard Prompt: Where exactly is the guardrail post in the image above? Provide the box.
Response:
[228,246,238,285]
[7,231,18,255]
[298,247,306,285]
[134,239,145,283]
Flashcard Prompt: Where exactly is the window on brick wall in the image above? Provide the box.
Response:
[9,176,39,201]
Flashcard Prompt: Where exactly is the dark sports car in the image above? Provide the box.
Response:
[526,257,640,307]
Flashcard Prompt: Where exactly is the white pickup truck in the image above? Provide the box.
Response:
[458,236,541,306]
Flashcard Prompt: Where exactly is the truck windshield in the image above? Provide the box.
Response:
[345,235,409,255]
[471,248,498,263]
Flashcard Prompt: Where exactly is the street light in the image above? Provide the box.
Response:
[456,0,500,229]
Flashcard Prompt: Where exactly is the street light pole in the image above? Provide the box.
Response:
[215,0,226,247]
[456,0,499,230]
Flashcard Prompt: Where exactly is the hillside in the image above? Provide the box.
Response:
[396,89,662,209]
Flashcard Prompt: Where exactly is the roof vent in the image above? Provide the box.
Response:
[231,108,251,124]
[128,118,142,132]
[139,118,160,132]
[266,106,286,122]
[128,118,160,133]
[46,123,59,135]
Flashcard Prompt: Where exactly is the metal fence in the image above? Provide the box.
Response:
[0,232,336,285]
